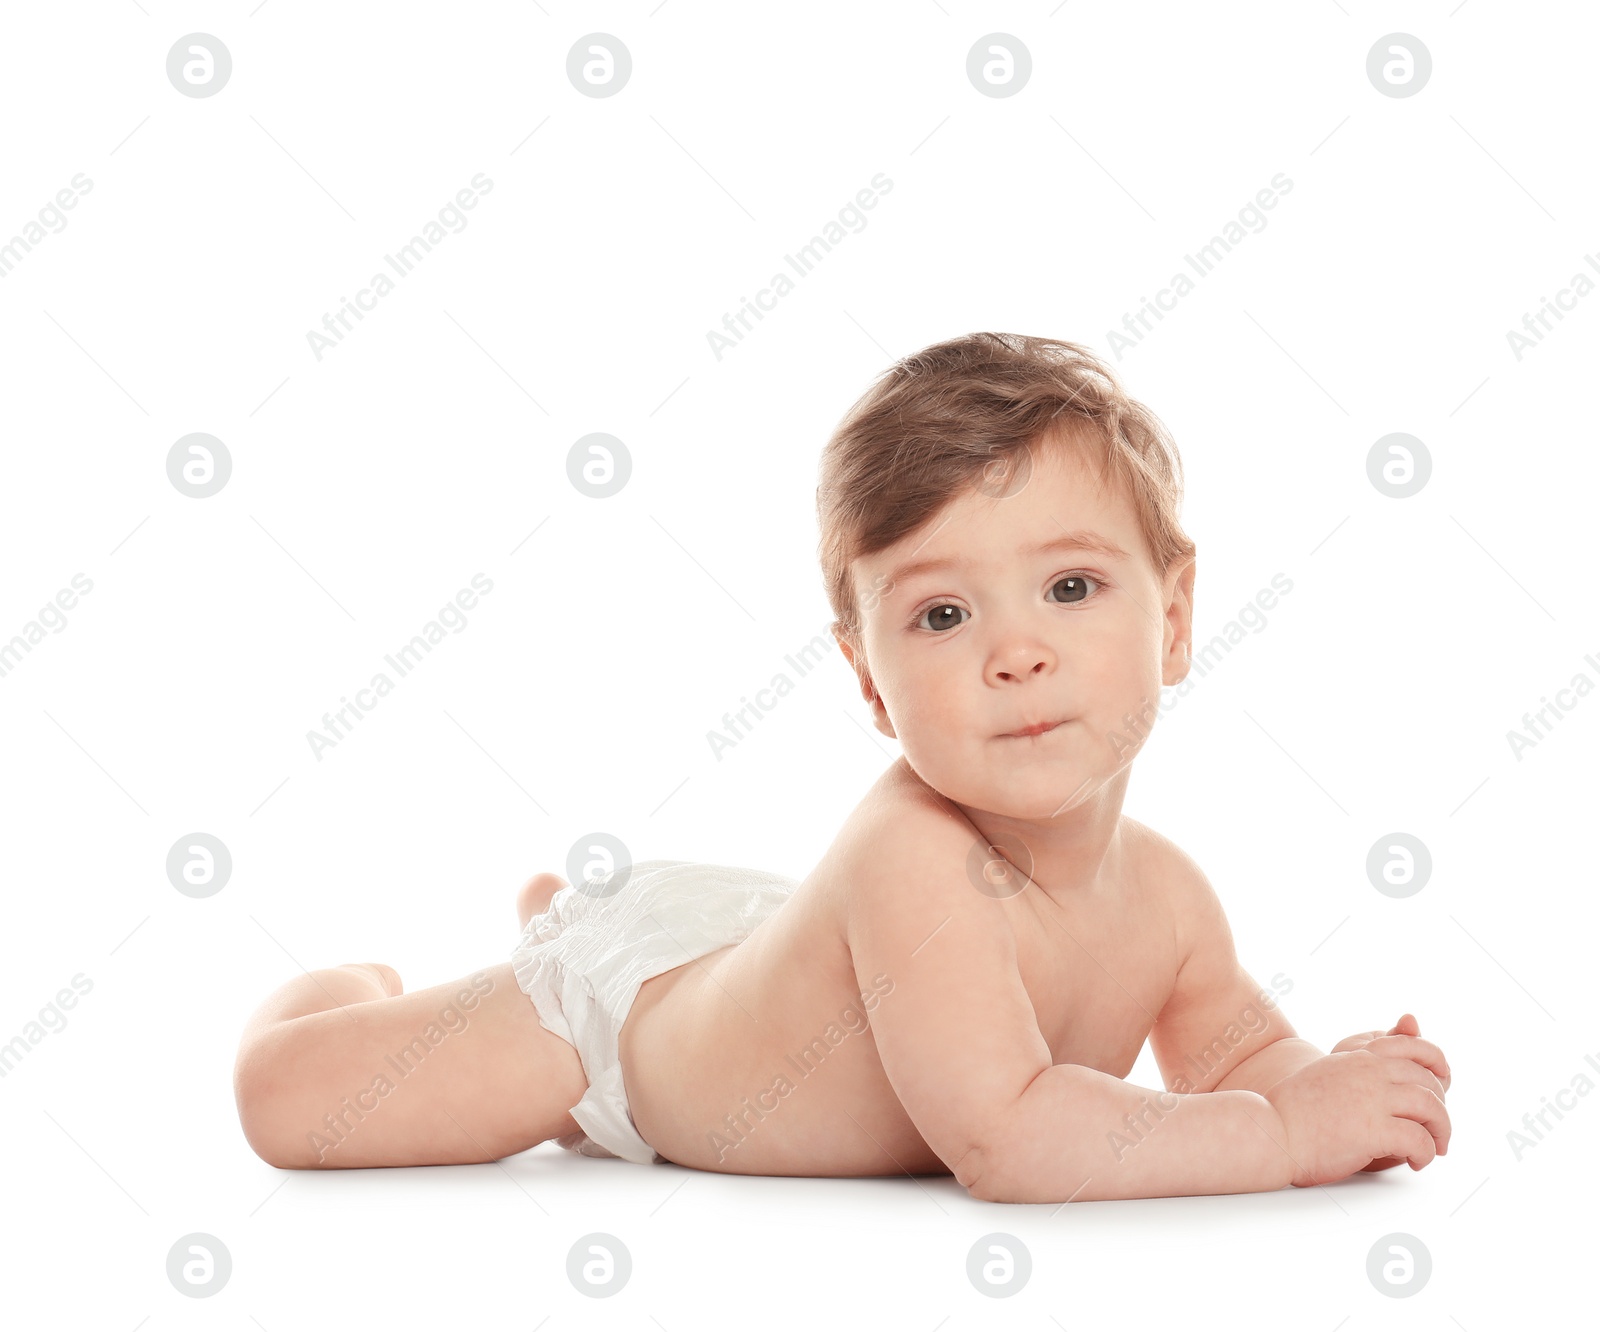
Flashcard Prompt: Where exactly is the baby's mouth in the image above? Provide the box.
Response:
[999,719,1069,740]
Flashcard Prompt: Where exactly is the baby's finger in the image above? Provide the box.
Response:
[1388,1013,1420,1038]
[1380,1054,1449,1105]
[1369,1035,1451,1091]
[1384,1118,1437,1172]
[1358,1154,1407,1173]
[1388,1081,1451,1156]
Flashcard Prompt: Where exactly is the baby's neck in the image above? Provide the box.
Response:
[948,782,1130,904]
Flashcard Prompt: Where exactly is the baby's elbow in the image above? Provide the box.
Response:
[964,1135,1042,1203]
[950,1138,986,1195]
[959,1146,1004,1202]
[951,1119,1023,1203]
[954,1077,1083,1204]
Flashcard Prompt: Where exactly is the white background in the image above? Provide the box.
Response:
[1,1,1594,1326]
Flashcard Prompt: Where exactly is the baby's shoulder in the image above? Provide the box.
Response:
[1114,816,1223,943]
[828,763,984,904]
[1117,815,1197,879]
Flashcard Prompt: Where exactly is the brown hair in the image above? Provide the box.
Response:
[816,332,1195,689]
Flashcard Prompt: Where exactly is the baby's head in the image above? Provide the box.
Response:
[816,333,1197,820]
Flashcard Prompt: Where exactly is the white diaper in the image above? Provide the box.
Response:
[510,859,798,1164]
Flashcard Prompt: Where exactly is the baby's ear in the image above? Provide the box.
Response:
[834,629,896,738]
[859,675,896,741]
[833,622,865,673]
[1161,557,1197,687]
[864,686,896,740]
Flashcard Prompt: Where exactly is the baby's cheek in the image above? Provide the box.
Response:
[1083,674,1161,750]
[1079,647,1144,706]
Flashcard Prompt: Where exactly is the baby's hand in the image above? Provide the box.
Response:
[1264,1045,1451,1188]
[1327,1014,1452,1174]
[1331,1013,1452,1091]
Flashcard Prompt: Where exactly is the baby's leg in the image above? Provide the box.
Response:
[233,959,586,1169]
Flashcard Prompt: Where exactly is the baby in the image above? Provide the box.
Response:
[233,333,1452,1202]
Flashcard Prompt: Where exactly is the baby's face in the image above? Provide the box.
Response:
[843,437,1194,820]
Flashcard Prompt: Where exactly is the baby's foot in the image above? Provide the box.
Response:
[517,872,568,929]
[339,962,403,997]
[555,1130,621,1159]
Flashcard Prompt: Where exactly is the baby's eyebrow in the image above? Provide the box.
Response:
[881,530,1128,594]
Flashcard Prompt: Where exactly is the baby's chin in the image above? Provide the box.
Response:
[917,750,1105,822]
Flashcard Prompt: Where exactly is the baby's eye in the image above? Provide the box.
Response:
[1049,574,1100,604]
[913,575,1102,632]
[916,604,969,633]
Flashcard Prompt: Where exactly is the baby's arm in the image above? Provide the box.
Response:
[1148,845,1452,1183]
[1146,845,1322,1097]
[845,810,1295,1204]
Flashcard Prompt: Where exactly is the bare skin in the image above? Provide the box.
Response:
[234,432,1453,1195]
[618,759,1177,1176]
[233,757,1450,1189]
[233,758,1167,1173]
